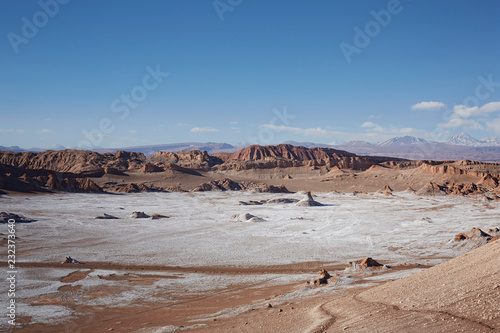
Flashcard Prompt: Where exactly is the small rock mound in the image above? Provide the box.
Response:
[306,269,337,286]
[377,185,393,195]
[114,183,164,193]
[62,256,84,264]
[130,211,150,219]
[478,174,499,190]
[0,212,36,223]
[94,213,119,219]
[453,227,499,245]
[151,213,169,219]
[165,185,185,192]
[347,257,389,272]
[267,198,299,204]
[296,192,323,207]
[104,167,122,175]
[238,200,266,205]
[416,217,432,223]
[140,163,164,173]
[416,182,447,196]
[191,178,242,192]
[240,182,289,193]
[231,213,265,222]
[283,174,292,179]
[488,227,500,234]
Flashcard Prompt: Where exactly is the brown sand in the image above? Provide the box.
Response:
[19,239,499,332]
[88,164,485,194]
[12,255,492,333]
[60,270,94,283]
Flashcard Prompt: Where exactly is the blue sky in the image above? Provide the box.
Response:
[1,0,499,149]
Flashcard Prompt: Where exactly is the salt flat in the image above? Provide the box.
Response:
[2,191,497,266]
[0,191,498,330]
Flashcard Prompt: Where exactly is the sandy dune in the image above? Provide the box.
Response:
[187,239,500,333]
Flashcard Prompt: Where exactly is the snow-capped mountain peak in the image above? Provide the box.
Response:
[377,136,430,147]
[444,132,483,147]
[481,136,500,146]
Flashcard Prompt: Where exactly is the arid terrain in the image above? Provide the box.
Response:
[1,144,500,197]
[1,145,499,332]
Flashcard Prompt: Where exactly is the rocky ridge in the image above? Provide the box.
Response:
[1,145,500,194]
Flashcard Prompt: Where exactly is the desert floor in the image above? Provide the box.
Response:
[1,191,499,332]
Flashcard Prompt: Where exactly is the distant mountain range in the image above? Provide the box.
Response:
[0,142,240,157]
[286,132,500,162]
[2,132,500,161]
[92,142,239,156]
[443,132,500,147]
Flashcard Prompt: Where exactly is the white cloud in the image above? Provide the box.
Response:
[230,121,239,125]
[439,118,483,129]
[361,121,386,132]
[399,127,416,134]
[128,130,137,133]
[262,124,339,138]
[190,127,220,133]
[451,101,500,118]
[360,122,428,137]
[451,105,481,118]
[40,129,52,133]
[0,129,25,133]
[486,117,500,134]
[479,101,500,113]
[411,101,446,111]
[260,123,432,142]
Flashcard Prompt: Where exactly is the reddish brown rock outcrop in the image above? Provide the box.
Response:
[191,178,242,192]
[151,150,222,169]
[140,163,164,173]
[240,182,289,193]
[114,183,164,193]
[217,144,377,171]
[454,227,500,243]
[478,174,499,190]
[229,144,355,161]
[447,183,484,196]
[0,150,145,174]
[151,213,169,219]
[417,161,497,178]
[191,178,289,193]
[211,152,233,162]
[416,182,447,196]
[64,177,103,193]
[306,269,337,286]
[104,167,122,175]
[378,185,393,195]
[348,257,384,268]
